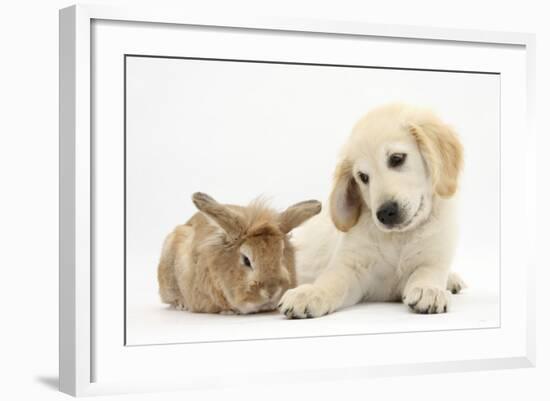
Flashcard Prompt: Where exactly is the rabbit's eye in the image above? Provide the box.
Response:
[241,254,252,268]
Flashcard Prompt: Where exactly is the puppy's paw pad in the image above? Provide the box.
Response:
[403,286,448,314]
[278,284,331,319]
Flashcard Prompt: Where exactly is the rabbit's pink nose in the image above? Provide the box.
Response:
[260,284,281,301]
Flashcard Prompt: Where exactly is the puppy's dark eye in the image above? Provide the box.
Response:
[388,153,407,168]
[358,172,369,184]
[242,255,252,268]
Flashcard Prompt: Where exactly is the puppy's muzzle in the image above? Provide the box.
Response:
[376,201,401,227]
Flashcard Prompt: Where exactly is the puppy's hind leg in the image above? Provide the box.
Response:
[447,272,467,294]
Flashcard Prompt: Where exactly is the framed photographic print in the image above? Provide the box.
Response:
[59,4,536,396]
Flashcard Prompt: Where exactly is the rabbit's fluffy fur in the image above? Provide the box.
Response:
[158,193,321,314]
[279,103,466,318]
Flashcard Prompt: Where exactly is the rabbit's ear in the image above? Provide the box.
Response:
[192,192,245,239]
[279,200,322,234]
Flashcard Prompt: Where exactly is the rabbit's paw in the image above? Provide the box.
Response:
[278,284,332,319]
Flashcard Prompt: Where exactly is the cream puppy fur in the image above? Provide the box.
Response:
[278,103,465,318]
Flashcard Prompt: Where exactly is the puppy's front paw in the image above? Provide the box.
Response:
[278,284,332,319]
[403,286,448,314]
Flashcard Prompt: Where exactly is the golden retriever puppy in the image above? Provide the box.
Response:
[278,103,465,318]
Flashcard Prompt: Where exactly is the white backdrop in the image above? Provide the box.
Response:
[1,0,548,400]
[125,55,500,344]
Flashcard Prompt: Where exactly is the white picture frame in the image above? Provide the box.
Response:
[59,4,536,396]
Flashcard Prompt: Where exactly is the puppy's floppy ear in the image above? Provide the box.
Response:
[329,158,363,232]
[278,200,322,234]
[192,192,245,239]
[410,119,464,198]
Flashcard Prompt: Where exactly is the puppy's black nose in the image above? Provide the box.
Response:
[376,201,400,226]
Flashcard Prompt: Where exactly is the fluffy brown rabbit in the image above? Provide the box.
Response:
[157,192,322,314]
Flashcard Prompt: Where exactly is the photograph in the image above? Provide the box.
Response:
[53,2,541,397]
[124,55,500,346]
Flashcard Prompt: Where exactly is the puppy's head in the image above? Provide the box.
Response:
[330,104,463,233]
